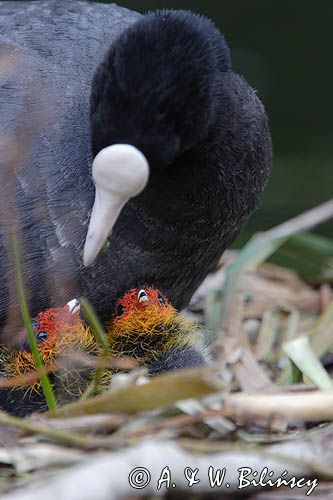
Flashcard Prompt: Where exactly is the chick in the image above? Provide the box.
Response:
[109,287,209,374]
[0,302,99,416]
[0,288,208,415]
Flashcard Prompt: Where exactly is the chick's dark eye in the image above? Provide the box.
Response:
[158,293,165,305]
[116,303,125,316]
[36,331,48,344]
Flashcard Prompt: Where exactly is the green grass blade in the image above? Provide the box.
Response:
[219,234,289,334]
[216,200,333,350]
[271,232,333,284]
[80,298,109,352]
[283,336,333,391]
[80,298,110,398]
[12,232,57,411]
[278,302,333,385]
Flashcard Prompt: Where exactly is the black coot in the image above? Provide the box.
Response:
[0,1,272,335]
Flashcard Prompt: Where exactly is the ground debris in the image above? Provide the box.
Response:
[1,202,333,499]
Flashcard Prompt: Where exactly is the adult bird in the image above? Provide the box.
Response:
[0,1,272,338]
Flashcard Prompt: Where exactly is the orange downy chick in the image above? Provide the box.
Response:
[108,287,207,370]
[0,287,207,415]
[6,303,98,384]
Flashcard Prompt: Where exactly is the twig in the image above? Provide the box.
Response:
[2,437,330,499]
[264,199,333,240]
[215,200,333,362]
[48,366,225,418]
[247,274,321,313]
[118,407,234,438]
[35,414,129,433]
[0,412,99,448]
[0,363,57,388]
[225,390,333,422]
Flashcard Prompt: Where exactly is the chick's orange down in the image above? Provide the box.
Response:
[109,287,207,367]
[0,288,208,415]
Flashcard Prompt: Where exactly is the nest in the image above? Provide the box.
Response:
[0,202,332,500]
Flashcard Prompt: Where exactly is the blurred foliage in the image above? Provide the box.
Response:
[272,232,333,284]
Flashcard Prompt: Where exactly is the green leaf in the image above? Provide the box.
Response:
[283,336,333,391]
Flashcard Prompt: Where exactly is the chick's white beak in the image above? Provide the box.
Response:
[67,298,80,314]
[83,144,149,266]
[137,289,148,303]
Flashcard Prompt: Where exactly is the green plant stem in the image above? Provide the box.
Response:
[80,297,111,398]
[12,232,57,411]
[80,298,109,351]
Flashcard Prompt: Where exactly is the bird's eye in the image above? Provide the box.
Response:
[116,303,125,316]
[36,331,48,344]
[158,293,165,305]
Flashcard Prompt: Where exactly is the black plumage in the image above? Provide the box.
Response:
[0,1,272,338]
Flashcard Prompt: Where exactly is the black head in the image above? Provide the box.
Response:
[90,10,231,168]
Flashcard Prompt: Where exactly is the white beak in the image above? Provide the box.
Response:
[67,298,80,314]
[83,144,149,266]
[138,289,148,303]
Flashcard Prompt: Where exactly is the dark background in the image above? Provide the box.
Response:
[103,0,332,239]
